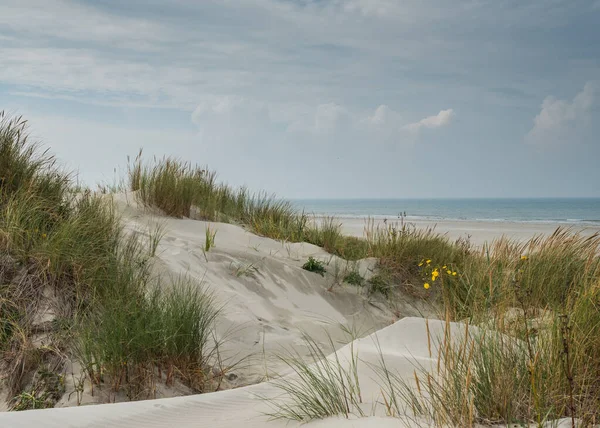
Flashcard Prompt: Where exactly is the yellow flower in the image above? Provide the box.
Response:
[446,270,452,275]
[418,262,423,267]
[452,271,457,276]
[431,275,436,282]
[426,259,431,264]
[443,265,447,269]
[432,270,439,278]
[521,255,528,260]
[424,283,430,289]
[41,233,47,239]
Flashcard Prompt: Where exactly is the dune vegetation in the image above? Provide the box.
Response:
[0,113,224,409]
[1,112,599,426]
[128,139,600,425]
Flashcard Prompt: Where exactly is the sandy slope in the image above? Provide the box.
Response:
[0,318,476,428]
[0,194,579,427]
[115,194,432,385]
[42,193,432,408]
[0,317,577,427]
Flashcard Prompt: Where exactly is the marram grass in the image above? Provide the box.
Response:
[0,113,225,407]
[2,112,600,425]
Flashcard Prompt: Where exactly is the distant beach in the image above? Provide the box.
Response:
[294,198,600,246]
[336,217,600,247]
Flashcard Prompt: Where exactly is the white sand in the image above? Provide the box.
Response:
[52,193,431,408]
[337,217,600,247]
[0,318,484,427]
[1,194,590,427]
[0,316,577,427]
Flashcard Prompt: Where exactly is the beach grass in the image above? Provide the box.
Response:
[76,279,221,398]
[265,332,363,422]
[126,152,600,425]
[130,153,306,241]
[0,113,224,406]
[263,223,600,425]
[2,112,599,424]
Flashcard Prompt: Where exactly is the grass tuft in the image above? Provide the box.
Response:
[265,332,363,422]
[0,113,226,405]
[204,225,217,252]
[302,257,327,277]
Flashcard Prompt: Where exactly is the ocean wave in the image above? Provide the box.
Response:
[308,213,600,225]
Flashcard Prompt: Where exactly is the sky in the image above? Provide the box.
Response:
[1,0,599,199]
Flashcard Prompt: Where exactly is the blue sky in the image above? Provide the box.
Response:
[1,0,599,198]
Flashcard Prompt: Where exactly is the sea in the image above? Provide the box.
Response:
[291,198,600,225]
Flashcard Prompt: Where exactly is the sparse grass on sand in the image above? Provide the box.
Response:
[268,229,600,426]
[127,150,600,426]
[0,113,224,409]
[2,114,599,426]
[264,330,363,422]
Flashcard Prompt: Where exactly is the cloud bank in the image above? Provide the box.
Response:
[526,82,597,145]
[404,109,455,133]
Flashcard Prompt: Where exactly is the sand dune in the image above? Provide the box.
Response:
[0,318,473,427]
[112,193,430,389]
[0,315,577,427]
[33,193,431,409]
[1,194,589,427]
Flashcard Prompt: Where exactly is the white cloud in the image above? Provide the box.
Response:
[192,98,352,138]
[526,82,596,145]
[189,97,450,150]
[1,0,582,112]
[366,105,394,126]
[404,109,455,132]
[359,105,406,137]
[314,103,349,133]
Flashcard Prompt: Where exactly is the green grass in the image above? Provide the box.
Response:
[230,261,259,278]
[343,268,363,286]
[130,153,306,241]
[0,113,224,405]
[303,217,369,260]
[122,150,600,425]
[3,112,600,424]
[76,279,221,398]
[366,274,390,296]
[11,369,65,411]
[266,225,600,425]
[265,332,363,422]
[374,231,600,426]
[147,221,166,257]
[302,256,327,277]
[204,225,217,252]
[128,153,600,425]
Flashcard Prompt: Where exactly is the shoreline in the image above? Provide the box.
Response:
[308,214,600,226]
[318,216,600,247]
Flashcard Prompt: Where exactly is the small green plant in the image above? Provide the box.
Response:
[11,369,66,411]
[367,274,390,296]
[344,270,364,286]
[204,225,217,252]
[230,261,259,278]
[12,392,48,411]
[148,221,166,257]
[302,256,326,277]
[264,332,363,422]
